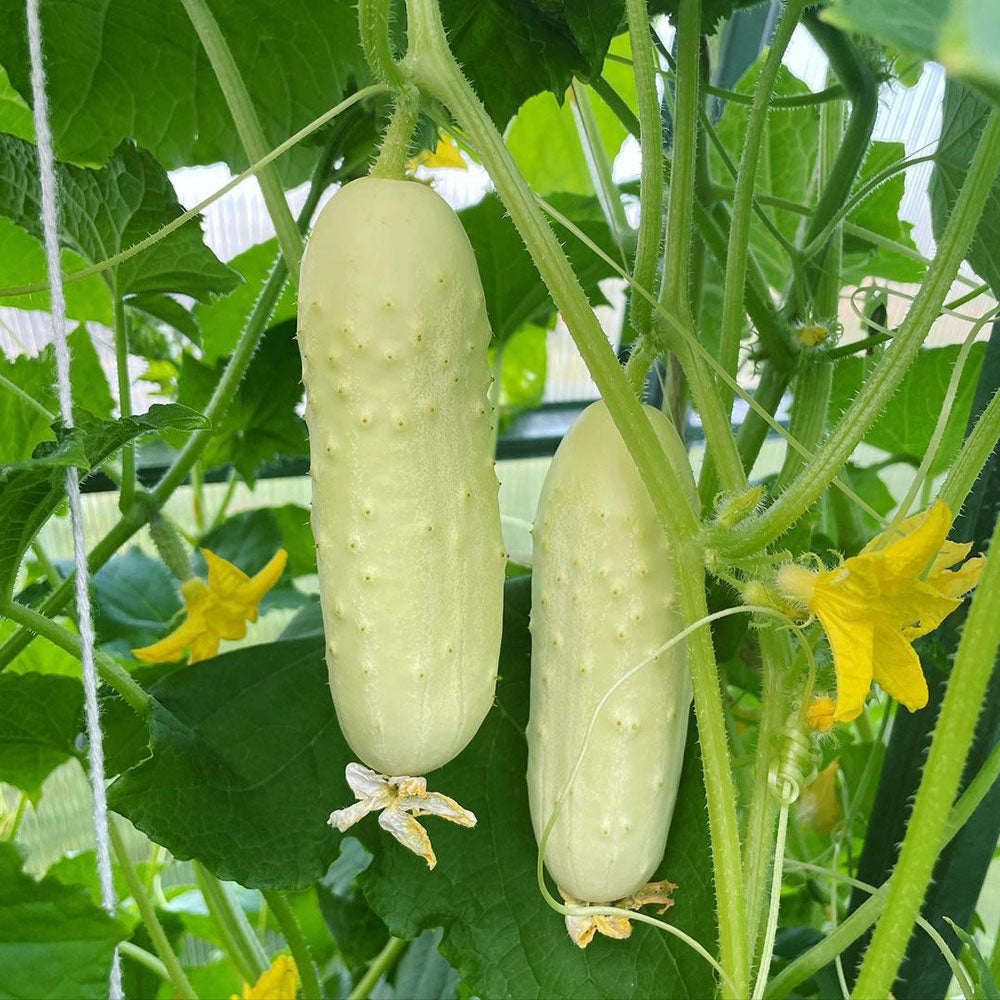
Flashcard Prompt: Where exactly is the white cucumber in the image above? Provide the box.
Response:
[297,176,505,778]
[527,401,696,904]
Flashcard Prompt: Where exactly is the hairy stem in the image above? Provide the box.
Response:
[111,819,197,1000]
[358,0,405,87]
[0,597,149,715]
[112,291,134,512]
[371,88,420,179]
[349,936,407,1000]
[939,386,1000,515]
[261,890,322,1000]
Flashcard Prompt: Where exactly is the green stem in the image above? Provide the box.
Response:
[674,546,749,998]
[261,890,322,1000]
[852,516,1000,998]
[349,936,407,1000]
[718,0,805,416]
[571,82,629,256]
[400,0,699,545]
[358,0,405,87]
[30,540,62,589]
[209,470,240,532]
[624,0,664,342]
[193,861,268,985]
[371,89,420,179]
[0,139,337,673]
[719,108,1000,557]
[111,819,197,1000]
[118,941,170,983]
[660,0,699,318]
[939,386,1000,516]
[742,629,793,958]
[112,291,135,512]
[179,0,303,274]
[190,463,206,535]
[0,597,149,715]
[767,738,1000,997]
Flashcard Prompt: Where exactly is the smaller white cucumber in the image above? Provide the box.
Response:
[527,401,696,904]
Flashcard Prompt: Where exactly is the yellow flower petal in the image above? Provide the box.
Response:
[869,501,951,580]
[813,609,874,723]
[231,954,298,1000]
[871,625,928,712]
[929,553,985,600]
[188,629,222,664]
[203,548,251,594]
[805,697,837,733]
[239,549,288,608]
[411,135,467,170]
[132,615,209,664]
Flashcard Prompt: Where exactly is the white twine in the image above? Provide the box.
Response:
[25,2,123,996]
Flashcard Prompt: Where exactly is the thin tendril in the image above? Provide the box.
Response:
[752,800,793,1000]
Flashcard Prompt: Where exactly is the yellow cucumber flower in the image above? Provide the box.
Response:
[133,548,287,664]
[778,501,983,725]
[230,954,298,1000]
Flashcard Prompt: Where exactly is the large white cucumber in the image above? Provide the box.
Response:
[527,401,696,904]
[298,176,506,777]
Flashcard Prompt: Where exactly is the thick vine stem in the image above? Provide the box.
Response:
[717,0,806,417]
[624,0,664,342]
[853,515,1000,997]
[179,0,303,273]
[715,108,1000,557]
[358,0,406,88]
[0,137,339,672]
[939,386,1000,515]
[349,936,407,1000]
[261,889,322,1000]
[370,88,420,179]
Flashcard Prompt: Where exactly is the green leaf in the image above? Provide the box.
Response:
[844,140,926,284]
[931,81,1000,298]
[194,240,295,363]
[359,577,719,1000]
[317,838,389,969]
[0,0,366,182]
[0,326,114,463]
[0,64,32,141]
[108,634,345,889]
[498,323,548,433]
[176,320,307,483]
[392,929,460,1000]
[0,215,112,323]
[506,36,638,198]
[649,0,762,34]
[0,134,238,301]
[0,405,207,600]
[437,0,624,129]
[92,547,183,650]
[460,192,620,343]
[0,672,82,801]
[710,61,819,290]
[0,841,130,999]
[128,293,202,347]
[943,919,1000,999]
[829,344,987,471]
[0,619,80,677]
[823,0,1000,99]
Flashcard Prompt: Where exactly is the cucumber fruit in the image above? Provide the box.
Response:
[527,401,696,903]
[297,176,505,777]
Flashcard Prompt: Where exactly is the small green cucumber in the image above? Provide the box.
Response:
[297,176,506,777]
[527,400,697,904]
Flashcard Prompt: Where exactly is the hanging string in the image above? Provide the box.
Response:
[24,2,122,996]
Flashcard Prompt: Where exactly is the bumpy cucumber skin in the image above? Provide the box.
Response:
[297,176,505,777]
[527,401,696,904]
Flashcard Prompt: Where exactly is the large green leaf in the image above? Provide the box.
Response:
[359,577,719,1000]
[710,61,819,290]
[108,634,344,888]
[437,0,624,129]
[0,0,365,181]
[0,326,114,464]
[829,343,987,471]
[0,842,130,999]
[460,192,620,342]
[0,134,238,302]
[823,0,1000,99]
[0,672,82,801]
[931,80,1000,297]
[176,320,307,483]
[0,405,207,600]
[92,548,183,650]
